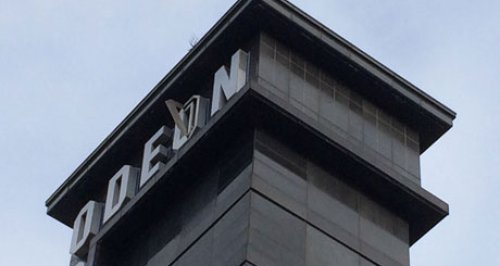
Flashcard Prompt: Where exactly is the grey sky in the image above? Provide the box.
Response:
[0,0,498,265]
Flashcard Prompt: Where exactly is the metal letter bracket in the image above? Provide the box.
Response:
[166,95,209,150]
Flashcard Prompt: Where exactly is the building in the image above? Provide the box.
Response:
[45,0,456,265]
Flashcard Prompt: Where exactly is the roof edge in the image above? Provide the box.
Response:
[45,0,254,208]
[262,0,456,123]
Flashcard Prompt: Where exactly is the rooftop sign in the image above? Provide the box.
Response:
[70,50,249,262]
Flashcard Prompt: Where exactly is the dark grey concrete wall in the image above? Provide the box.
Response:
[257,33,421,185]
[92,135,255,266]
[92,132,409,266]
[91,129,410,266]
[95,163,253,266]
[247,191,380,266]
[252,130,409,266]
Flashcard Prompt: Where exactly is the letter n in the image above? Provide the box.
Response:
[210,49,249,115]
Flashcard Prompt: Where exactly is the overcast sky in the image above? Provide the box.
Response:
[1,0,499,265]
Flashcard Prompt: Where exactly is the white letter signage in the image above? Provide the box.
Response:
[68,48,249,263]
[210,49,249,115]
[166,95,209,150]
[140,126,173,187]
[103,165,140,223]
[70,201,103,258]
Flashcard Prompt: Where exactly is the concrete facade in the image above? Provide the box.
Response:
[46,1,456,265]
[79,130,411,266]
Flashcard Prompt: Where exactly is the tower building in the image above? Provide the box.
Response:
[46,0,456,265]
